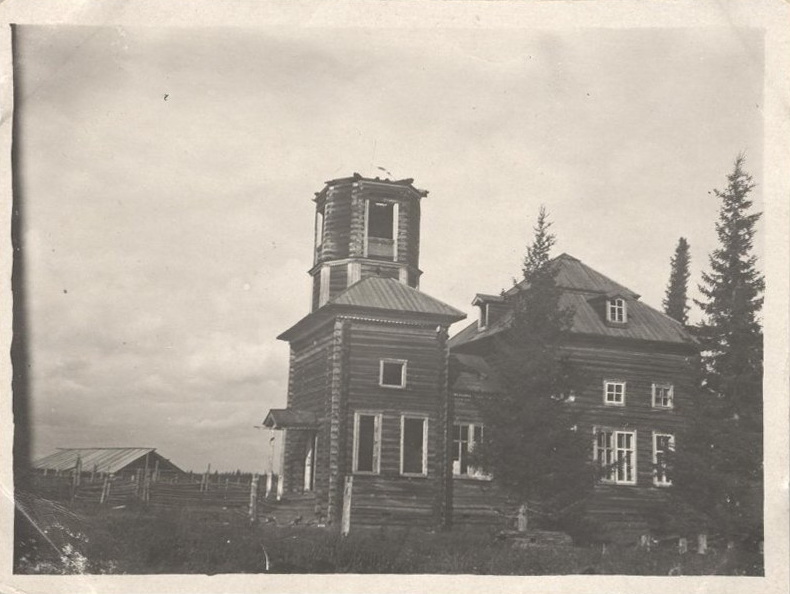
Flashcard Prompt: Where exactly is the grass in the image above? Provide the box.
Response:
[14,502,763,575]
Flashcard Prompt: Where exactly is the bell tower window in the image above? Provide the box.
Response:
[365,200,398,261]
[314,207,325,263]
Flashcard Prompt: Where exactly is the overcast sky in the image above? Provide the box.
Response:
[16,25,763,472]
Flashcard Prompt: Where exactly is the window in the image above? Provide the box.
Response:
[401,416,427,475]
[380,359,406,388]
[315,208,325,247]
[652,383,674,408]
[365,200,398,260]
[452,423,489,478]
[595,428,637,484]
[607,298,627,323]
[478,304,489,330]
[353,413,382,474]
[604,380,626,406]
[368,201,394,239]
[653,433,674,486]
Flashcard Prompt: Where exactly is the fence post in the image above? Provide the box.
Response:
[100,474,110,505]
[697,533,708,555]
[265,473,273,499]
[90,465,97,483]
[678,537,688,554]
[249,474,259,523]
[341,476,353,536]
[276,473,284,501]
[517,504,528,532]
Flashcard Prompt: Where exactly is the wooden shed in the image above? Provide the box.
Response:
[33,447,185,481]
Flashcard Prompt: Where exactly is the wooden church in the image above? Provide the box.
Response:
[263,174,699,537]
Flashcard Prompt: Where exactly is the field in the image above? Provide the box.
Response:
[14,498,763,576]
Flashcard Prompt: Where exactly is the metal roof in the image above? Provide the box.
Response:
[331,277,466,319]
[33,448,159,474]
[450,254,696,350]
[504,253,640,299]
[263,409,321,430]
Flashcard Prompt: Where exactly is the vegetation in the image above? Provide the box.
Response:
[477,206,597,523]
[662,237,691,325]
[14,504,762,575]
[670,155,764,545]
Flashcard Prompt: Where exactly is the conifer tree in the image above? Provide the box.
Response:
[662,237,691,325]
[478,207,596,523]
[670,155,764,548]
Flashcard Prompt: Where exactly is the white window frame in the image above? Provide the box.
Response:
[352,412,382,475]
[400,415,428,477]
[452,422,490,479]
[603,380,626,406]
[607,298,627,323]
[364,199,399,259]
[594,427,637,485]
[379,359,407,389]
[315,208,325,250]
[653,432,675,487]
[652,383,674,409]
[478,303,489,330]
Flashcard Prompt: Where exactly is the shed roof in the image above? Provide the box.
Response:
[33,448,177,474]
[263,409,321,430]
[450,253,696,350]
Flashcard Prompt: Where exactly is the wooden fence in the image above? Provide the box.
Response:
[31,469,280,519]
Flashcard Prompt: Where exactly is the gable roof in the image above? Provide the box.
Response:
[263,409,321,430]
[450,253,696,350]
[279,276,466,341]
[33,448,184,474]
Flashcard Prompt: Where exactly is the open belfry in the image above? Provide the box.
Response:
[264,174,468,528]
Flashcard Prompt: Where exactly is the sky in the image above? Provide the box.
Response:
[15,25,764,472]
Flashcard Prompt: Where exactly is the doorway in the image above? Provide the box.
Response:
[303,433,317,492]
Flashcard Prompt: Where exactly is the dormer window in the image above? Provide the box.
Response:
[607,298,627,323]
[478,303,489,330]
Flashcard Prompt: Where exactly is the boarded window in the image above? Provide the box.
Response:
[380,359,406,388]
[368,201,394,239]
[401,417,426,475]
[354,413,381,473]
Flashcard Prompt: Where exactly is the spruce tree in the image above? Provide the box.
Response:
[478,207,596,523]
[662,237,691,325]
[670,155,764,550]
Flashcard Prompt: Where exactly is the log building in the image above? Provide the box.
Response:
[263,174,698,537]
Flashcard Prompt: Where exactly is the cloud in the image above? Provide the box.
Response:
[18,25,764,471]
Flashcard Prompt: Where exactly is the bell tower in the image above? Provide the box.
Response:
[310,173,424,311]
